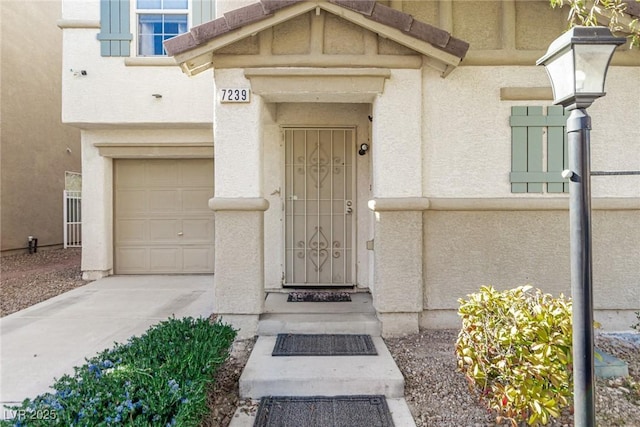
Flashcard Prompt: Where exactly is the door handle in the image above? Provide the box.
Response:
[178,232,184,236]
[346,200,353,214]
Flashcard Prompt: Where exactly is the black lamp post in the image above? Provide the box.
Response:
[537,26,626,427]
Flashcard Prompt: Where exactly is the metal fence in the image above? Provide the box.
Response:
[64,190,82,248]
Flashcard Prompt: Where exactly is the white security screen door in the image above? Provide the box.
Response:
[284,128,355,286]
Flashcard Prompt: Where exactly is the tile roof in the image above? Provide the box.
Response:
[164,0,469,60]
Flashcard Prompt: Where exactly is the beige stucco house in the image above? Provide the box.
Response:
[1,1,81,254]
[61,0,639,337]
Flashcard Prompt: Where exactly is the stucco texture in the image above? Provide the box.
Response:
[422,66,640,199]
[1,1,81,252]
[213,211,265,314]
[61,0,212,127]
[423,210,640,318]
[375,211,423,314]
[213,69,264,198]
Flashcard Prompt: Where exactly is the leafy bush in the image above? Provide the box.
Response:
[455,286,573,426]
[2,317,236,426]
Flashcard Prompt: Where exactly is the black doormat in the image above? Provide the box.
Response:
[272,334,377,356]
[287,291,352,302]
[253,395,395,427]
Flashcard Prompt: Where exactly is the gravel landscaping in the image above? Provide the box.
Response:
[385,330,640,427]
[2,249,638,426]
[1,248,86,317]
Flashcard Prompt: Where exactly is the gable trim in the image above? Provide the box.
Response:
[165,1,469,77]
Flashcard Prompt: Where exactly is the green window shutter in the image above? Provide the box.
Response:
[192,0,216,26]
[526,106,544,193]
[511,106,529,193]
[546,106,569,193]
[510,106,569,193]
[97,0,132,57]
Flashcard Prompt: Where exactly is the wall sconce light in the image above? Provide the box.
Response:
[358,143,369,156]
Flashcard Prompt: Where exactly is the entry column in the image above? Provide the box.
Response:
[370,69,426,337]
[209,69,268,338]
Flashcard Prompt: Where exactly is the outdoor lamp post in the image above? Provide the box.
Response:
[537,26,626,427]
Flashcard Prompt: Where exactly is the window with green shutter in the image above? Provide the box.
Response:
[510,106,570,194]
[98,0,133,57]
[98,0,215,57]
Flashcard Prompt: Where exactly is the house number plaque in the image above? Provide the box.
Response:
[219,88,251,103]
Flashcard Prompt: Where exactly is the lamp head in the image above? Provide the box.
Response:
[537,26,626,110]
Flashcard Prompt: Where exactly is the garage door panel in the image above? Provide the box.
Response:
[182,219,214,241]
[116,162,146,187]
[149,219,180,241]
[183,189,212,211]
[116,248,149,272]
[149,190,180,212]
[183,247,214,271]
[115,159,214,274]
[116,190,147,214]
[147,161,180,187]
[182,160,214,186]
[116,219,147,242]
[149,248,180,271]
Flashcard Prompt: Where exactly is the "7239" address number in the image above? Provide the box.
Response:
[219,88,251,103]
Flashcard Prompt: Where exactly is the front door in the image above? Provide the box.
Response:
[284,127,355,286]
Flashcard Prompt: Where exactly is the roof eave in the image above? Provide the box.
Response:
[166,0,468,77]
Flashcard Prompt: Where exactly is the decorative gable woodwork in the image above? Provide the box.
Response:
[165,0,469,77]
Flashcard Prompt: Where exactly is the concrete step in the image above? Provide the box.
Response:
[229,397,417,427]
[263,291,376,314]
[258,312,381,336]
[259,292,381,336]
[239,336,405,399]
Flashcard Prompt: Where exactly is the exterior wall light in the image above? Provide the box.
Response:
[537,26,625,427]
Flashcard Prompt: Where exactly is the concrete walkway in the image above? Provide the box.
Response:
[0,275,213,409]
[230,292,417,426]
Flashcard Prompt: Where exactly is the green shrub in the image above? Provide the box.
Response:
[455,286,573,426]
[2,317,236,426]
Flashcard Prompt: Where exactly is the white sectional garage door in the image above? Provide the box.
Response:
[114,159,214,274]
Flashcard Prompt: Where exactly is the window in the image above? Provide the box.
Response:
[99,0,214,58]
[136,0,188,56]
[510,106,570,193]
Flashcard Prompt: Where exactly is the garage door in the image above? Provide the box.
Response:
[114,159,214,274]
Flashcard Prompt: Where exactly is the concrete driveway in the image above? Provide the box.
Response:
[0,275,213,410]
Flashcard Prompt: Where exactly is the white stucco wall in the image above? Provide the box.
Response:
[587,67,640,197]
[420,64,639,332]
[213,68,263,198]
[372,68,423,198]
[422,65,640,198]
[81,131,113,279]
[61,0,213,127]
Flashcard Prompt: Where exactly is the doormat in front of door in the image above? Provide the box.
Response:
[272,334,377,356]
[287,291,352,302]
[253,395,395,427]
